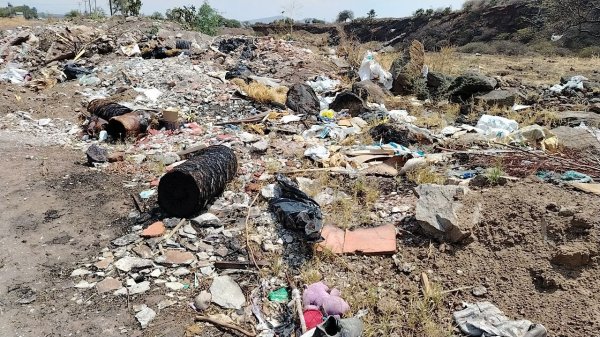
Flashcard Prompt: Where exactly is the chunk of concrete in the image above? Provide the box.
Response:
[414,184,477,243]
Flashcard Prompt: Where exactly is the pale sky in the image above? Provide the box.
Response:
[12,0,466,21]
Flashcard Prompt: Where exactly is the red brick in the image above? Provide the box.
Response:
[142,221,166,238]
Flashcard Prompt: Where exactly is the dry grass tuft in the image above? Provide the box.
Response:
[231,78,288,104]
[406,166,446,185]
[425,46,459,74]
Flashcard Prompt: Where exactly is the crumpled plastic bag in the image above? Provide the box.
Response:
[121,43,141,57]
[306,75,340,93]
[549,75,588,93]
[0,64,30,84]
[475,114,519,138]
[453,302,547,337]
[358,51,393,90]
[268,174,323,242]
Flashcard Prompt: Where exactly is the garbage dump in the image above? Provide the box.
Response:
[158,145,238,217]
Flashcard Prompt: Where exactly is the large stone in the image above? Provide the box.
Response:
[285,83,320,115]
[475,89,517,107]
[551,245,592,268]
[329,91,367,117]
[551,126,600,152]
[414,184,478,243]
[426,71,454,98]
[210,276,246,309]
[449,73,497,100]
[352,80,387,104]
[194,290,212,311]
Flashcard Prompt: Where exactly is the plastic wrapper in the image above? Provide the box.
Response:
[269,174,323,242]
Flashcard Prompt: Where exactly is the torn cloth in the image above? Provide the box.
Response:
[453,302,547,337]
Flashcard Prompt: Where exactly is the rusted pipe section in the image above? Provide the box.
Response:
[158,145,238,217]
[87,98,132,120]
[106,110,153,140]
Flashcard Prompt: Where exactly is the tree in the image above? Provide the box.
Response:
[543,0,600,37]
[65,9,81,18]
[111,0,142,16]
[367,9,376,19]
[336,10,354,22]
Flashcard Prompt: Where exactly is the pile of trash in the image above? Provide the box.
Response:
[4,16,600,336]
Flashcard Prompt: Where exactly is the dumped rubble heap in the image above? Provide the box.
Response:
[2,16,600,337]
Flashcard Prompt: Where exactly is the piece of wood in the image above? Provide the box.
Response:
[213,261,269,269]
[176,144,207,157]
[571,183,600,195]
[195,315,256,337]
[245,193,261,270]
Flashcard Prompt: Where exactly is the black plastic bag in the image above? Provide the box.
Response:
[269,174,323,242]
[63,64,92,80]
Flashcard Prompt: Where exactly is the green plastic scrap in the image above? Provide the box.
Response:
[268,288,289,302]
[561,170,592,183]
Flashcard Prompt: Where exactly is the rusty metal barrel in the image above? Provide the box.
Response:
[158,145,238,217]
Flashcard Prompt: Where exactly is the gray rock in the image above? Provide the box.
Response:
[449,73,497,100]
[352,80,387,104]
[113,281,150,295]
[329,91,367,117]
[191,213,221,227]
[472,285,487,297]
[114,257,153,272]
[414,184,479,243]
[551,126,600,152]
[286,83,320,115]
[157,152,180,165]
[194,290,212,311]
[86,144,108,164]
[426,71,454,99]
[112,233,140,247]
[129,154,146,164]
[135,305,156,329]
[251,140,269,153]
[475,89,517,107]
[210,276,246,309]
[261,184,280,199]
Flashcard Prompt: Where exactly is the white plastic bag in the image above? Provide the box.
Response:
[358,51,393,90]
[475,114,518,138]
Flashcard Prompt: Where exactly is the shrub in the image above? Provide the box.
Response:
[150,11,164,20]
[65,10,80,18]
[578,46,600,58]
[336,10,354,23]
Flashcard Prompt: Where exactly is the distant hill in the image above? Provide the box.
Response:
[245,15,286,25]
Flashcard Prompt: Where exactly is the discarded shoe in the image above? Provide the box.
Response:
[313,316,364,337]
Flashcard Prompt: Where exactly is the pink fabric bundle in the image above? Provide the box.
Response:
[302,282,350,316]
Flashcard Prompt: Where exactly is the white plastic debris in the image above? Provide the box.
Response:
[120,44,141,57]
[134,87,163,102]
[512,104,532,111]
[551,34,563,42]
[304,145,330,161]
[388,110,416,123]
[134,304,156,329]
[306,76,340,93]
[0,63,29,84]
[358,51,393,90]
[549,75,588,93]
[281,115,302,124]
[475,114,519,138]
